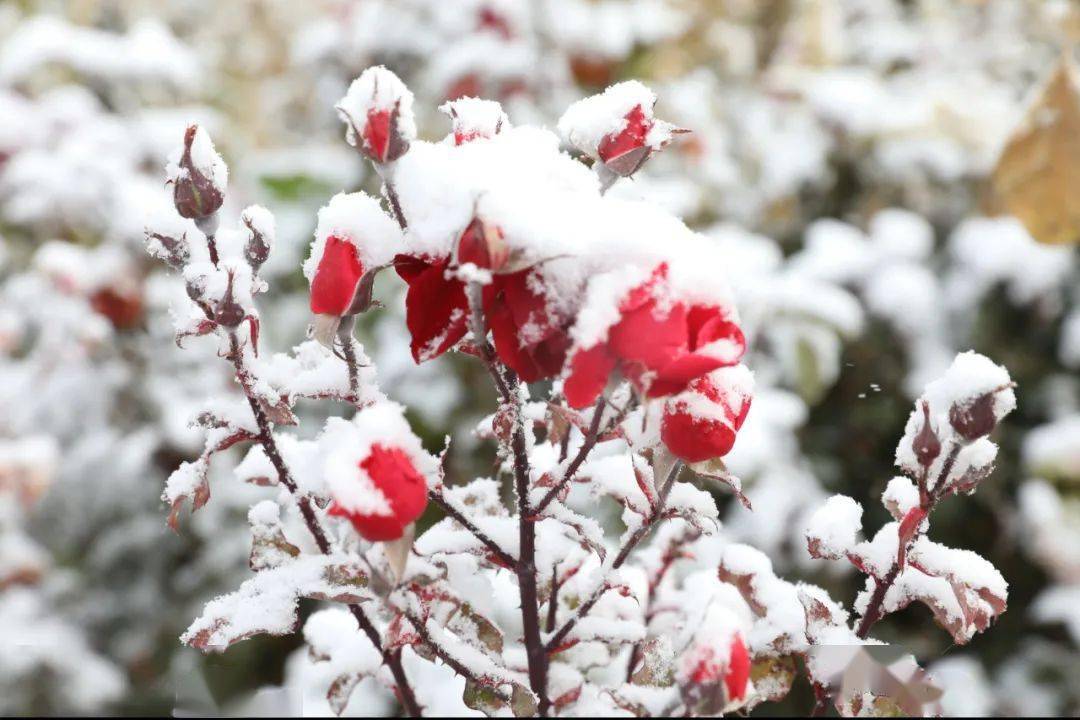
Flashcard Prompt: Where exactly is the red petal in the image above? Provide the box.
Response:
[364,108,392,163]
[725,636,751,702]
[609,300,688,373]
[597,104,651,165]
[310,236,364,316]
[362,444,429,526]
[486,271,568,382]
[402,258,469,363]
[564,343,617,409]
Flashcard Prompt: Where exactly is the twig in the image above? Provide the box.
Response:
[546,461,684,653]
[428,489,518,570]
[404,610,512,705]
[535,397,607,514]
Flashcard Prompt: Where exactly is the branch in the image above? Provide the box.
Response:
[404,610,512,705]
[546,460,684,653]
[534,397,607,514]
[428,488,518,570]
[184,247,421,716]
[464,283,550,715]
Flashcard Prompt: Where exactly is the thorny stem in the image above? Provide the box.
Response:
[547,461,684,654]
[226,334,421,716]
[194,233,420,715]
[465,284,550,716]
[546,566,559,634]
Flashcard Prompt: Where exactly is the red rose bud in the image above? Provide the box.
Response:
[214,270,245,329]
[661,367,752,463]
[336,66,416,165]
[913,400,941,467]
[948,392,998,442]
[456,217,508,271]
[168,124,227,220]
[328,444,429,542]
[241,205,274,273]
[685,634,751,704]
[309,235,368,346]
[558,82,685,184]
[440,97,508,145]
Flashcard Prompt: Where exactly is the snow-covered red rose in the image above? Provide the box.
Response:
[558,80,684,185]
[440,97,509,146]
[678,604,753,713]
[563,264,746,408]
[662,365,754,463]
[335,66,416,165]
[321,403,436,543]
[304,193,402,346]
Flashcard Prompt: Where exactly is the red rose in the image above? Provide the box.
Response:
[336,67,415,165]
[563,265,745,408]
[687,634,751,703]
[310,236,364,317]
[328,444,428,542]
[661,367,752,463]
[395,218,569,382]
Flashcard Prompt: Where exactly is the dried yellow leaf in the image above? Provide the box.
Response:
[991,53,1080,245]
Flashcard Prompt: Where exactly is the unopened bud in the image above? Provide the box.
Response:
[215,271,245,328]
[949,392,998,442]
[241,206,275,272]
[913,400,941,467]
[169,124,227,220]
[456,217,508,271]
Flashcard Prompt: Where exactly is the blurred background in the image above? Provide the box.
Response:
[1,0,1078,716]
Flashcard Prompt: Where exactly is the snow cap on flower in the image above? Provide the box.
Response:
[558,80,681,177]
[662,365,754,463]
[440,97,509,145]
[336,66,417,164]
[304,192,403,344]
[321,403,436,542]
[165,124,227,220]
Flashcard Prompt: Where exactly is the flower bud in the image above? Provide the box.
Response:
[167,124,227,220]
[336,66,416,165]
[328,444,429,542]
[661,366,753,463]
[558,81,685,181]
[455,217,508,271]
[241,205,275,273]
[215,271,245,329]
[912,400,941,467]
[948,392,998,442]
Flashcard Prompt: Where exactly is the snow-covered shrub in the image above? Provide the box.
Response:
[144,67,1020,717]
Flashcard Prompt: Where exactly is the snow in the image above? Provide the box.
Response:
[439,97,509,141]
[165,124,228,193]
[805,495,863,561]
[321,403,438,517]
